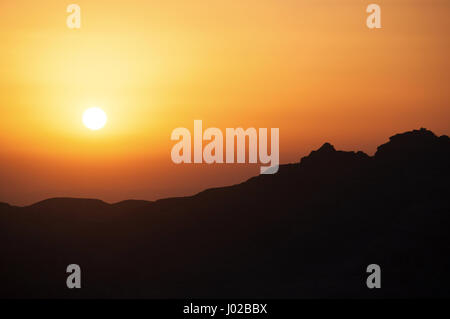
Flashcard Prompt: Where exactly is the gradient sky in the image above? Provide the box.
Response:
[1,0,449,205]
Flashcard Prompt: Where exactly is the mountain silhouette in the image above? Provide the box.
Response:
[1,128,449,298]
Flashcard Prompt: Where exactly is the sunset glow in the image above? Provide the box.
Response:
[0,1,449,205]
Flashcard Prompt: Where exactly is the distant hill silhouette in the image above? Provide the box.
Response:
[1,128,449,298]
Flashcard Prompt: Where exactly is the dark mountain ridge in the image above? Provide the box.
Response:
[1,128,449,298]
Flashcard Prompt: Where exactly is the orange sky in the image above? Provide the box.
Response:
[1,0,449,205]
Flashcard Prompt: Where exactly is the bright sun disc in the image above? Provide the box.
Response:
[83,107,107,130]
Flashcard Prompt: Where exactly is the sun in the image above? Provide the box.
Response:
[83,107,107,130]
